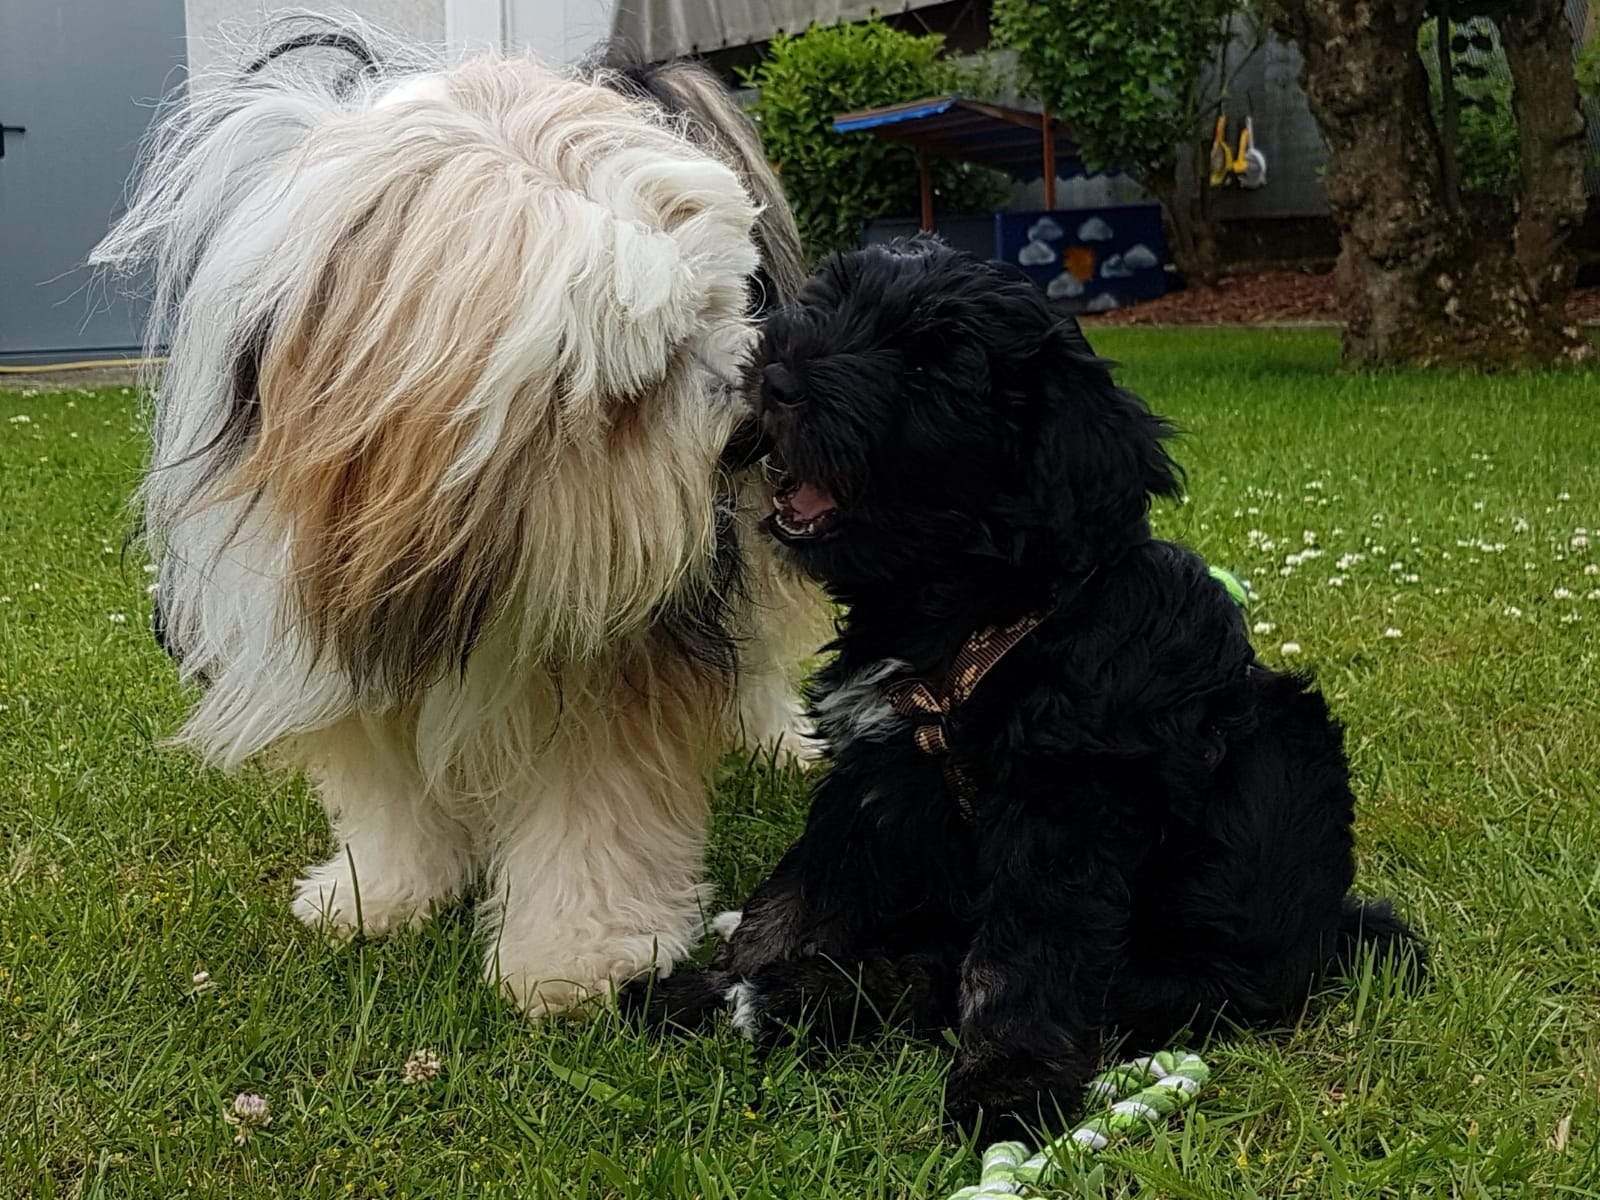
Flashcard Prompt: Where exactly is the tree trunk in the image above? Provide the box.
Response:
[1499,0,1590,314]
[1147,161,1222,287]
[1272,0,1592,369]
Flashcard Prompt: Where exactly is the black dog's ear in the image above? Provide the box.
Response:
[1014,322,1182,560]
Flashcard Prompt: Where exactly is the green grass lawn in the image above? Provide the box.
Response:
[3,329,1599,1198]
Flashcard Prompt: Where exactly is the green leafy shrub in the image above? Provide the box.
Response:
[990,0,1250,280]
[741,18,1009,261]
[1416,16,1521,195]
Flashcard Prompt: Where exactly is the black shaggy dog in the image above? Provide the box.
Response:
[624,239,1423,1140]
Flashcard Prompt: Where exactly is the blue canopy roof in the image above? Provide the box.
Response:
[831,96,1090,183]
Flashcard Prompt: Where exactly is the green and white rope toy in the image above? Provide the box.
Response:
[948,1052,1212,1200]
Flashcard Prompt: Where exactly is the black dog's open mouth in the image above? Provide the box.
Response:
[772,477,840,539]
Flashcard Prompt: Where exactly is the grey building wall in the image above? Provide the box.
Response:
[1209,34,1328,221]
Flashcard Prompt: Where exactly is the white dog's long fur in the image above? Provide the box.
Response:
[95,25,824,1015]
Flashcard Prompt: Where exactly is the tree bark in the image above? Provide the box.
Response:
[1272,0,1592,368]
[1147,160,1222,286]
[1499,0,1589,310]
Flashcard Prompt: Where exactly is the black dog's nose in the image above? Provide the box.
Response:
[762,362,803,408]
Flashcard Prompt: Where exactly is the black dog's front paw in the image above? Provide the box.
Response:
[617,968,734,1034]
[943,1051,1091,1143]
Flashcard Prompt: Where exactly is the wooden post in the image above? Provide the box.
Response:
[1041,103,1057,210]
[918,149,934,232]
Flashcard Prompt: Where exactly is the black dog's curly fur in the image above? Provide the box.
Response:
[623,239,1423,1141]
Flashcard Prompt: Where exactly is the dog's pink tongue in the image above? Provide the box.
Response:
[787,482,836,520]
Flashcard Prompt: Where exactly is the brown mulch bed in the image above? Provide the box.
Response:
[1080,269,1600,326]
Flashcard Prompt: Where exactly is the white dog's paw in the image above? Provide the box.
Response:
[290,855,439,941]
[500,975,604,1020]
[492,931,688,1021]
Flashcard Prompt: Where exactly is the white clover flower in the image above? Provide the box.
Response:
[1512,517,1530,533]
[1328,576,1346,587]
[1383,627,1403,639]
[1253,621,1276,635]
[1558,492,1572,502]
[1587,590,1600,601]
[403,1048,444,1084]
[225,1094,271,1144]
[7,414,30,424]
[1554,588,1574,600]
[108,612,127,625]
[1303,530,1318,545]
[1472,501,1485,512]
[192,970,215,992]
[1389,562,1405,572]
[1505,606,1524,619]
[1572,534,1590,550]
[1280,642,1303,656]
[1561,612,1581,625]
[1404,574,1419,584]
[1586,564,1599,577]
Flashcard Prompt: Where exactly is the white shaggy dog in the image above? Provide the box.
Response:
[94,23,823,1016]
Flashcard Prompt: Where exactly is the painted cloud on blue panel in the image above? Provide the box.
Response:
[1084,293,1119,312]
[1100,254,1133,279]
[1017,239,1057,266]
[1076,216,1114,241]
[1046,272,1085,299]
[1122,243,1159,269]
[1026,216,1063,243]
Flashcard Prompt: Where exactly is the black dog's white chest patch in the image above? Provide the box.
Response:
[813,659,915,750]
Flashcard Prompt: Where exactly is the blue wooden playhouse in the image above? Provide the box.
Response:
[833,96,1168,313]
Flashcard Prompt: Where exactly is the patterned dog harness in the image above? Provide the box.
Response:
[881,611,1046,820]
[879,564,1246,820]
